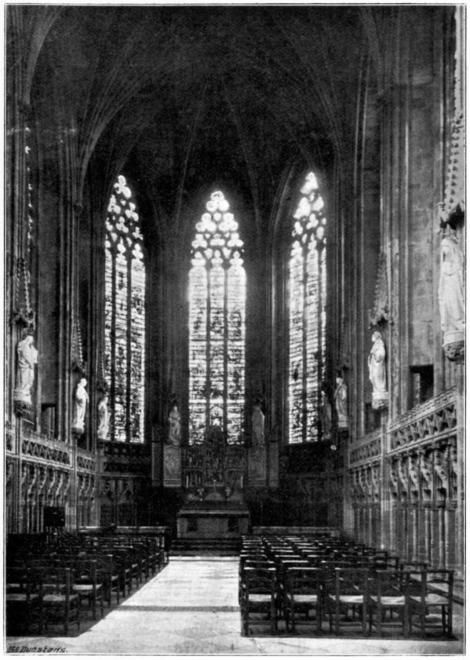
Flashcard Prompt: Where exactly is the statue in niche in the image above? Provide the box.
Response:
[251,401,265,447]
[319,382,332,440]
[97,395,110,441]
[168,399,181,447]
[368,330,388,409]
[438,229,465,356]
[334,375,349,430]
[14,331,38,406]
[72,377,89,434]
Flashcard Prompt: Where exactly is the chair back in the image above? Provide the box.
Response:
[334,567,369,598]
[370,569,408,598]
[285,567,322,595]
[243,567,277,594]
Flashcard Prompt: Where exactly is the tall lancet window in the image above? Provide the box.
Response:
[288,171,327,443]
[104,175,146,442]
[188,191,246,445]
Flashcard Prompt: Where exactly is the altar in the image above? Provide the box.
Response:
[177,502,250,539]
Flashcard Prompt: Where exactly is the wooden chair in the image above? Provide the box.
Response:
[96,553,122,605]
[368,569,409,637]
[6,566,42,635]
[112,549,133,596]
[72,559,105,620]
[400,561,428,584]
[283,567,323,634]
[407,569,453,638]
[240,567,278,636]
[239,559,275,603]
[41,567,81,635]
[146,538,164,575]
[326,567,369,636]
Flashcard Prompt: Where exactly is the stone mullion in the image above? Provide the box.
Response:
[109,241,118,441]
[415,453,425,563]
[378,429,387,551]
[125,246,132,443]
[395,500,403,561]
[438,504,446,567]
[446,504,455,570]
[409,503,417,563]
[205,263,211,434]
[455,391,464,572]
[222,264,228,439]
[301,247,307,443]
[430,450,439,567]
[423,503,431,564]
[430,505,438,567]
[389,496,398,556]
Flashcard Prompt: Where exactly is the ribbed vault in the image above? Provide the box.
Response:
[21,6,372,230]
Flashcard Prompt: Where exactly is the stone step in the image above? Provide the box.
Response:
[170,537,241,556]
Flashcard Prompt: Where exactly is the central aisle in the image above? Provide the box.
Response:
[8,557,463,655]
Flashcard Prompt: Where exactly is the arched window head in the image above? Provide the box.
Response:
[104,175,145,442]
[188,191,246,445]
[289,171,327,443]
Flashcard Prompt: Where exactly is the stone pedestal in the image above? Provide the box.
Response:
[248,445,266,486]
[268,443,279,487]
[164,445,181,487]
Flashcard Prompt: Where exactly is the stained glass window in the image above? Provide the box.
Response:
[104,175,145,442]
[288,171,327,443]
[188,191,245,445]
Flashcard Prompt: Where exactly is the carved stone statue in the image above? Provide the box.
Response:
[72,377,89,434]
[251,402,265,446]
[368,330,388,409]
[14,333,38,406]
[334,376,348,429]
[409,455,420,492]
[319,384,332,440]
[438,231,465,359]
[97,395,110,440]
[168,401,181,447]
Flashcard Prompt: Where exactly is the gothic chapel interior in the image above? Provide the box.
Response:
[5,4,465,646]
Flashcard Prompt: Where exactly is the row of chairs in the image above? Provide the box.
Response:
[239,535,453,638]
[6,531,168,635]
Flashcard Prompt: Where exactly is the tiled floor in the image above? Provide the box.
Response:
[6,558,464,655]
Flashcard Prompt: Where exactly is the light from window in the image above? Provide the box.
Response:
[289,171,327,443]
[104,175,145,442]
[188,191,245,445]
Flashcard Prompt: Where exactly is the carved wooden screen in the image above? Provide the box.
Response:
[288,171,327,443]
[104,175,145,442]
[188,191,245,445]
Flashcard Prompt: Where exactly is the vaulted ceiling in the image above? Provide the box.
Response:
[13,6,383,222]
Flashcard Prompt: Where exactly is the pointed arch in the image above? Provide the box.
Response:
[104,175,146,442]
[288,171,327,443]
[188,190,245,445]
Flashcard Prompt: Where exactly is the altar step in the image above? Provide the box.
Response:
[170,537,241,556]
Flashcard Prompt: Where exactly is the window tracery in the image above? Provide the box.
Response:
[288,171,327,443]
[188,191,245,445]
[104,175,145,442]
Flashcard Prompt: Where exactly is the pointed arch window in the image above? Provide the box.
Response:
[288,171,327,443]
[104,175,146,442]
[188,191,245,445]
